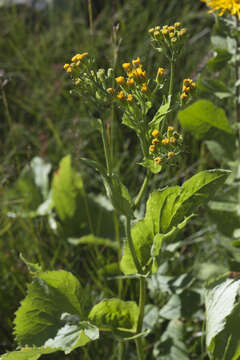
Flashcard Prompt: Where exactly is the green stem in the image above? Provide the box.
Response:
[114,211,123,297]
[133,171,150,210]
[135,278,146,360]
[135,338,144,360]
[125,216,142,274]
[87,0,94,36]
[100,119,112,176]
[168,58,175,100]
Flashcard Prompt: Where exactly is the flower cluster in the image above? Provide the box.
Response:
[112,57,150,104]
[181,78,196,101]
[63,52,89,74]
[148,23,187,59]
[63,52,115,109]
[150,127,183,165]
[202,0,240,19]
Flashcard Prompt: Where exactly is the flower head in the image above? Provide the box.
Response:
[202,0,240,18]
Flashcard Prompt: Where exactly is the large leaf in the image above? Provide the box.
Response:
[52,155,83,221]
[120,219,153,274]
[88,298,139,333]
[14,270,98,353]
[205,277,240,359]
[178,100,233,139]
[121,170,229,274]
[0,346,58,360]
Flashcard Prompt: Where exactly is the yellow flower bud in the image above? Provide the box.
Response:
[66,67,72,73]
[168,26,175,31]
[154,157,162,165]
[148,28,155,33]
[127,94,133,102]
[170,136,176,144]
[75,78,81,85]
[149,145,156,153]
[117,91,125,100]
[174,22,181,28]
[169,32,175,38]
[168,126,174,133]
[107,88,115,94]
[122,63,131,71]
[115,76,125,84]
[127,78,135,86]
[152,138,159,145]
[141,84,148,93]
[157,67,165,76]
[161,29,168,35]
[162,139,170,145]
[132,57,141,67]
[152,129,160,137]
[63,63,70,70]
[181,92,188,100]
[168,152,175,158]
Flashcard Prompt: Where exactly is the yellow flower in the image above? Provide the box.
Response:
[115,76,125,84]
[154,157,163,165]
[75,78,81,85]
[202,0,240,18]
[169,136,176,144]
[157,67,165,76]
[141,84,148,92]
[168,126,174,133]
[66,67,72,73]
[152,138,159,145]
[132,57,141,66]
[127,94,133,102]
[127,78,135,86]
[181,92,188,100]
[149,145,156,153]
[162,138,170,145]
[117,91,125,100]
[148,28,155,33]
[107,88,115,94]
[168,152,175,158]
[122,63,131,71]
[152,129,160,137]
[161,29,168,35]
[63,63,70,70]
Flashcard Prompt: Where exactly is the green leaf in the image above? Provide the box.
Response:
[138,158,162,174]
[14,270,96,354]
[44,320,99,354]
[153,320,189,360]
[121,170,229,274]
[178,100,233,139]
[52,155,83,221]
[205,277,240,359]
[30,157,52,200]
[120,219,153,274]
[149,99,171,133]
[88,298,139,333]
[103,174,133,217]
[20,254,42,273]
[169,169,230,229]
[207,48,231,72]
[68,234,117,250]
[0,346,58,360]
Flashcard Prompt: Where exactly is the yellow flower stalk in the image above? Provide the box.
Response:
[202,0,240,18]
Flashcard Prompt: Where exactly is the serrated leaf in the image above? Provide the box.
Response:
[14,270,87,352]
[205,277,240,358]
[44,320,99,354]
[88,298,139,333]
[0,346,58,360]
[178,100,233,139]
